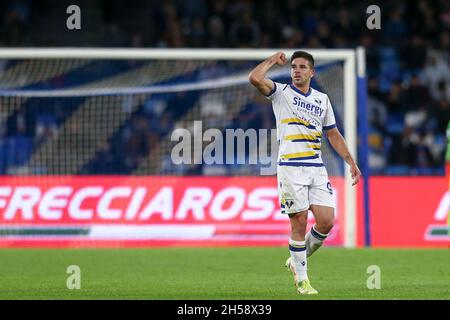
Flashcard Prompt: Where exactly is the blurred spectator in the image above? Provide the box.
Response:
[229,11,261,48]
[410,128,436,168]
[34,113,58,146]
[360,34,380,77]
[389,126,416,167]
[332,8,358,43]
[436,79,450,103]
[433,99,450,133]
[160,2,185,47]
[417,0,440,39]
[2,2,29,46]
[385,81,403,113]
[181,0,208,21]
[120,113,151,171]
[368,95,388,134]
[87,141,121,174]
[207,16,228,47]
[280,27,305,49]
[368,129,386,173]
[258,1,284,48]
[400,35,428,75]
[383,6,408,46]
[187,18,207,47]
[6,0,30,23]
[400,74,431,111]
[421,52,450,101]
[438,30,450,55]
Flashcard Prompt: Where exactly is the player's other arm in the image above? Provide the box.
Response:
[248,51,287,96]
[325,127,361,186]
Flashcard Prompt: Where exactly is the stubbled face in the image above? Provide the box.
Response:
[291,57,315,87]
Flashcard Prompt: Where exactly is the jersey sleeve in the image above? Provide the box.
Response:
[266,81,283,123]
[265,80,282,101]
[323,95,337,131]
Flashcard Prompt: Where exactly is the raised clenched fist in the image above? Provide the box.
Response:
[273,52,287,65]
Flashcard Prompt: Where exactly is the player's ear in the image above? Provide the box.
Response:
[310,68,315,78]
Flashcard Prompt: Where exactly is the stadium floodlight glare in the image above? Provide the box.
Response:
[0,48,361,248]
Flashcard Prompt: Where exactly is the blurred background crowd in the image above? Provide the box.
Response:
[0,0,449,175]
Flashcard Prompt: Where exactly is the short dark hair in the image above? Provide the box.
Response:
[291,51,314,68]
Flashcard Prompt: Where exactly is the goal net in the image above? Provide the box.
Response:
[0,49,357,248]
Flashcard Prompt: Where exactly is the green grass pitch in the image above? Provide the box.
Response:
[0,247,448,299]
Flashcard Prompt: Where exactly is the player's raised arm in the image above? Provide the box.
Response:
[248,51,287,96]
[325,127,362,186]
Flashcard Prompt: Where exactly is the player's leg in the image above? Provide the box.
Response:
[278,166,317,294]
[305,167,335,257]
[306,204,334,257]
[286,210,318,294]
[287,210,308,282]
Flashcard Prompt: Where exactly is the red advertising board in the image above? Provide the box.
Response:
[0,176,345,248]
[369,177,449,247]
[0,176,447,248]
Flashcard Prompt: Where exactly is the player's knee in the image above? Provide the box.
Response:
[290,213,308,236]
[290,221,307,234]
[317,220,334,234]
[325,221,334,233]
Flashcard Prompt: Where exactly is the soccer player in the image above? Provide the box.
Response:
[248,51,361,294]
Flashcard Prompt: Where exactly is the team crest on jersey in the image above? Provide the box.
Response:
[285,199,294,208]
[281,198,294,209]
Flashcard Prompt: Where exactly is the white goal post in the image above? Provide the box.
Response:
[0,48,360,248]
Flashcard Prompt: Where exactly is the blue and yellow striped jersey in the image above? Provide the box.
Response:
[266,81,337,167]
